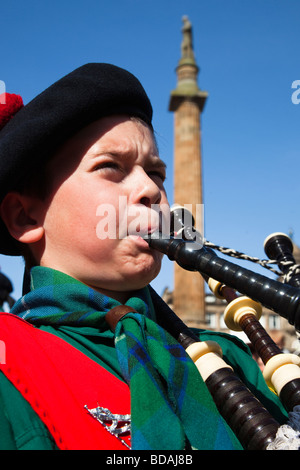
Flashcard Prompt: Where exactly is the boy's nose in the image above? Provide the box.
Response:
[132,171,162,208]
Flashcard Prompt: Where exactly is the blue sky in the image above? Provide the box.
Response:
[1,0,300,300]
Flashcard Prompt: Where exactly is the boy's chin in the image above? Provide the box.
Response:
[119,266,161,292]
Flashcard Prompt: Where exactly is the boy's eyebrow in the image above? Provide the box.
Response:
[89,148,167,169]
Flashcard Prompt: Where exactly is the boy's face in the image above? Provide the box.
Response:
[38,116,169,300]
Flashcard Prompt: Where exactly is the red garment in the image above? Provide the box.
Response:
[0,313,130,450]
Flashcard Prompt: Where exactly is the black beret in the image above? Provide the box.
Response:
[0,63,153,255]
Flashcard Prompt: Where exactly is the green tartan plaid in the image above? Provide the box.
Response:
[12,266,242,450]
[114,312,242,450]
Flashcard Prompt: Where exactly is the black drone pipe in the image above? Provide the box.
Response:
[146,234,300,331]
[264,232,300,289]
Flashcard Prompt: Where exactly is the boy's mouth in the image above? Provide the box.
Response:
[124,208,165,239]
[127,225,160,240]
[115,202,170,241]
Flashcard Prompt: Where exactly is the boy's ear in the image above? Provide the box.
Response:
[0,192,45,244]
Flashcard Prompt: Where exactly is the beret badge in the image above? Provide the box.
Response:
[0,93,24,131]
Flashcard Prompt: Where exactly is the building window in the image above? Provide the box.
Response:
[268,314,281,330]
[206,312,216,328]
[220,314,226,329]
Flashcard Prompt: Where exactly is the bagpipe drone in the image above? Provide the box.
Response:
[144,205,300,450]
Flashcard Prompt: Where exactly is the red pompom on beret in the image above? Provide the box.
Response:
[0,93,24,130]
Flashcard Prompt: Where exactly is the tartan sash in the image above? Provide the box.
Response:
[110,309,242,450]
[11,266,242,450]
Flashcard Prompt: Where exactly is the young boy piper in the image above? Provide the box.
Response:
[0,64,287,450]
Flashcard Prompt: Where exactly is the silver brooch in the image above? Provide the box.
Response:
[85,405,131,449]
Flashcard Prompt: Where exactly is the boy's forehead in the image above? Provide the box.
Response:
[64,115,158,159]
[49,116,160,172]
[87,116,157,152]
[80,115,152,139]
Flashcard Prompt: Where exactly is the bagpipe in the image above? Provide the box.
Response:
[144,205,300,450]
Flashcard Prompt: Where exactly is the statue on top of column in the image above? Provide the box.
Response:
[181,16,195,61]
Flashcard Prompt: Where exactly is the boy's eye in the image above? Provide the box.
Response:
[147,170,166,183]
[94,162,121,172]
[92,161,125,181]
